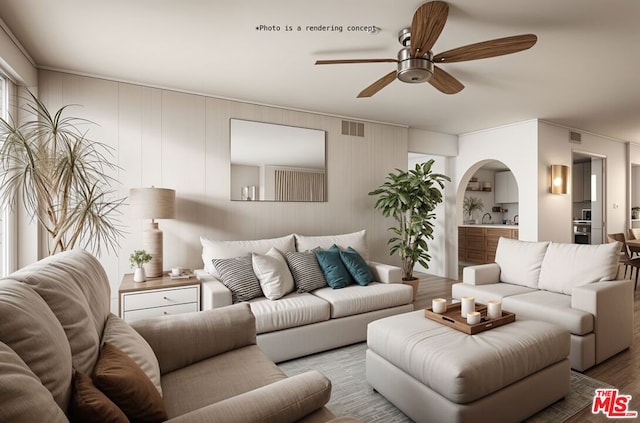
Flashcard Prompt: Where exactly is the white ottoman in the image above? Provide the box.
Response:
[366,310,570,423]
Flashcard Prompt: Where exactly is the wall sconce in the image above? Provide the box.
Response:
[550,165,569,194]
[129,187,176,277]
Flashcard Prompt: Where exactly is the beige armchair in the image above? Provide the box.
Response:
[0,249,352,422]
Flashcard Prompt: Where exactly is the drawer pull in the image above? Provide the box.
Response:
[163,311,168,315]
[163,296,168,300]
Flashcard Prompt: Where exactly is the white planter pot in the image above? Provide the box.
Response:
[133,267,146,282]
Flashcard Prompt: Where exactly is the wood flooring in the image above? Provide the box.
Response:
[410,273,640,422]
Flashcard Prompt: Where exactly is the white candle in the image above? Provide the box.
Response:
[461,296,475,318]
[432,298,447,314]
[487,300,502,320]
[467,311,481,325]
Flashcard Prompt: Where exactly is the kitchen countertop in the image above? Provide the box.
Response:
[459,224,519,229]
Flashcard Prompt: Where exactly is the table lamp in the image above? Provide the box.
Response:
[129,187,176,277]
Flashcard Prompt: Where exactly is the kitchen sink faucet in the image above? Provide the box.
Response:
[482,213,492,224]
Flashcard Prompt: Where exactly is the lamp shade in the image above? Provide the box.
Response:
[129,187,176,219]
[550,165,569,194]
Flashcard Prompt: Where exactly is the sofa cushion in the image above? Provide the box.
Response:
[502,291,594,335]
[452,282,536,304]
[0,279,72,410]
[252,248,295,300]
[295,230,369,260]
[315,245,353,289]
[249,293,331,333]
[213,255,264,302]
[340,247,374,286]
[0,341,69,423]
[102,314,162,395]
[312,282,413,318]
[495,238,550,288]
[201,234,296,276]
[285,251,328,293]
[7,249,111,376]
[538,242,620,295]
[70,371,129,423]
[93,343,168,423]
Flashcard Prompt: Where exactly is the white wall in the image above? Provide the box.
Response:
[38,70,408,312]
[451,120,539,277]
[408,128,458,157]
[536,122,573,242]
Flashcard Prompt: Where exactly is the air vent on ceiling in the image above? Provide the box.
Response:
[341,120,365,137]
[569,131,582,144]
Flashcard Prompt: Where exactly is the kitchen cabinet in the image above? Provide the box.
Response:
[459,226,519,264]
[572,162,591,202]
[494,171,518,204]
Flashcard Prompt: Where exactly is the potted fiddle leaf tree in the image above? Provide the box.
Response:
[0,92,125,256]
[369,160,450,281]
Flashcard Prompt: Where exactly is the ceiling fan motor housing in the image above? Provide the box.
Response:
[397,48,434,83]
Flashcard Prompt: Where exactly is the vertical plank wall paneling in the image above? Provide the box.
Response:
[38,70,408,312]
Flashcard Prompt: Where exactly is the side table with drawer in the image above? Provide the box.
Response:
[119,271,201,321]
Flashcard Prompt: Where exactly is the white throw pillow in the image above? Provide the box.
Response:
[294,230,369,260]
[494,237,550,288]
[252,248,295,300]
[538,241,620,295]
[201,234,296,276]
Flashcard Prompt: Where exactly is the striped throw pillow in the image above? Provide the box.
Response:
[285,251,327,293]
[213,255,263,302]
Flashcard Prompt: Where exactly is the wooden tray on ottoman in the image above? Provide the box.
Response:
[424,302,515,335]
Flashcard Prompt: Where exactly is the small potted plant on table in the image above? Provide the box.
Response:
[130,249,152,282]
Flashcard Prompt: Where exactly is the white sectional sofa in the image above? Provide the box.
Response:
[452,237,633,371]
[196,230,414,363]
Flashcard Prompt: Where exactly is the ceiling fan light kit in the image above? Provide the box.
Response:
[397,36,434,84]
[315,0,537,98]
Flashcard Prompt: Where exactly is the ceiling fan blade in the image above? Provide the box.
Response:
[428,66,464,94]
[433,34,537,63]
[358,71,397,98]
[315,59,397,65]
[410,1,449,58]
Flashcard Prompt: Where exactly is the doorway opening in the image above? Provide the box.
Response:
[572,152,605,244]
[457,160,519,277]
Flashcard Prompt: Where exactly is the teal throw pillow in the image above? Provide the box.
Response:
[339,247,374,286]
[315,245,353,289]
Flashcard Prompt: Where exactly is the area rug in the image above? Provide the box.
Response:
[278,342,612,422]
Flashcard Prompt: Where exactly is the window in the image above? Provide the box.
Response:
[0,75,9,276]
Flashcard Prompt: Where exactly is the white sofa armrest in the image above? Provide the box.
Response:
[164,370,331,423]
[462,263,501,285]
[571,279,634,364]
[368,261,402,284]
[195,269,233,309]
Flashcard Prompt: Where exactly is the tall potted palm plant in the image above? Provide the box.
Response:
[369,160,450,281]
[0,92,125,256]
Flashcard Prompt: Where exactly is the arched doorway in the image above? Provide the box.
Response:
[457,160,520,276]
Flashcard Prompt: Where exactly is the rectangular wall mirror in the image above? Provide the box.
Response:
[230,119,327,201]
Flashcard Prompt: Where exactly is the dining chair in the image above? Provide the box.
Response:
[608,233,639,290]
[628,228,640,239]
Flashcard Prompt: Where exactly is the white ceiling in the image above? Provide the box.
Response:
[2,0,640,142]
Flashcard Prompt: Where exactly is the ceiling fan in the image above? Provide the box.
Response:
[315,1,537,97]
